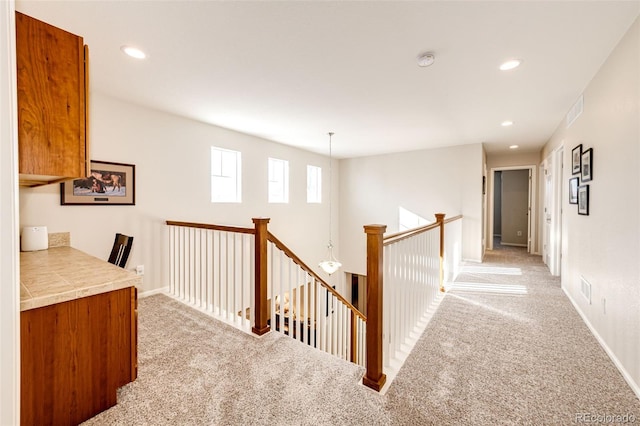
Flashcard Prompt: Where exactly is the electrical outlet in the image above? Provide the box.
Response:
[136,265,144,275]
[517,231,522,237]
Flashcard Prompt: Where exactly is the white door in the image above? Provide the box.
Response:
[527,169,532,253]
[543,162,552,266]
[543,147,564,276]
[552,147,564,276]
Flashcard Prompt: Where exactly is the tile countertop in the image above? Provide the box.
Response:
[20,246,141,311]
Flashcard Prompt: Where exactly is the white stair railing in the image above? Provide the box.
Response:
[166,215,461,391]
[166,219,366,366]
[443,216,463,285]
[167,221,255,331]
[267,232,366,366]
[378,214,463,378]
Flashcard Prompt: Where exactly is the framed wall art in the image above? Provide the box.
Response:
[578,185,589,215]
[60,160,136,205]
[569,177,579,204]
[581,148,593,182]
[571,144,582,175]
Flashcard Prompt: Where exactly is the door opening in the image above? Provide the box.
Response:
[488,165,537,253]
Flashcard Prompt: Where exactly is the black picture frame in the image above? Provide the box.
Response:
[578,185,589,215]
[571,144,582,175]
[569,177,579,204]
[60,160,136,205]
[581,148,593,182]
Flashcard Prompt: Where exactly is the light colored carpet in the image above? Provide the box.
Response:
[83,246,640,425]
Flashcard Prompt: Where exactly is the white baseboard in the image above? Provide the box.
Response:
[562,286,640,400]
[138,286,169,298]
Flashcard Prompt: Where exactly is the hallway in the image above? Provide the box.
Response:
[84,246,640,425]
[385,244,640,423]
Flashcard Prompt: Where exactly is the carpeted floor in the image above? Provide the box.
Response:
[83,245,640,425]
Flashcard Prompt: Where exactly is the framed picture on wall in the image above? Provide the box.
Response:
[578,185,589,215]
[581,148,593,182]
[569,177,579,204]
[60,160,136,205]
[571,144,582,175]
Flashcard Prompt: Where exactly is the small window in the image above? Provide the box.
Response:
[268,158,289,203]
[307,165,322,203]
[211,147,241,203]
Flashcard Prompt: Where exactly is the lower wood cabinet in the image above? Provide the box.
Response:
[21,287,137,425]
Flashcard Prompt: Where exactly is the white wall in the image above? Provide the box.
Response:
[339,143,484,275]
[542,17,640,396]
[486,151,541,170]
[0,1,20,423]
[20,93,342,293]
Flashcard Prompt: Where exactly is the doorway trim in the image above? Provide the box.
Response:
[543,145,564,276]
[488,165,538,253]
[0,1,21,424]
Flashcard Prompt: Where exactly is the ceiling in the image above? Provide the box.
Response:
[15,1,640,159]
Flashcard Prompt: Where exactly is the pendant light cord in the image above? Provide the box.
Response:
[318,132,341,274]
[328,132,334,247]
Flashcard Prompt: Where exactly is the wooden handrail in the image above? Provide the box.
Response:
[166,220,255,235]
[382,214,463,246]
[444,214,463,225]
[383,221,440,246]
[383,221,439,242]
[267,231,366,321]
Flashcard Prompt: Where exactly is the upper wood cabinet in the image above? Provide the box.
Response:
[16,12,89,187]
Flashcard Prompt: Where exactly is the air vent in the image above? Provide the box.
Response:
[580,276,591,304]
[566,95,584,128]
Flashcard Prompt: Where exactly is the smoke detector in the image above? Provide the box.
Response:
[417,52,435,67]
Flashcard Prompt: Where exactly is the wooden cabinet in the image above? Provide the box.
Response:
[20,287,137,426]
[16,11,89,187]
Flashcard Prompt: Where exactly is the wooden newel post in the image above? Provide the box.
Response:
[435,213,446,292]
[363,224,387,392]
[252,218,270,336]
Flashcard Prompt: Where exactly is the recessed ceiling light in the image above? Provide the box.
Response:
[509,145,519,149]
[499,59,521,71]
[417,52,435,67]
[501,120,514,127]
[121,45,146,59]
